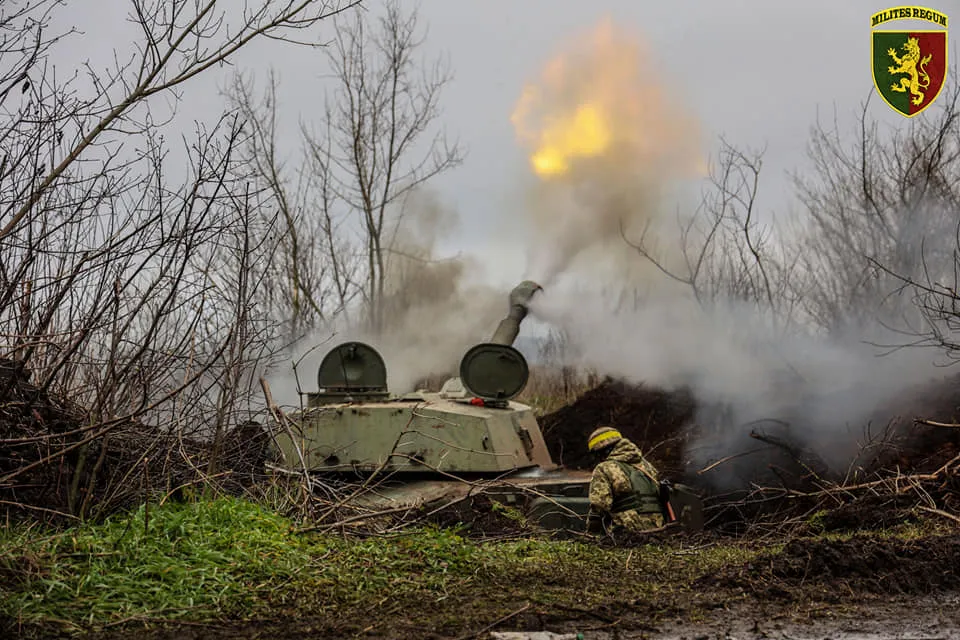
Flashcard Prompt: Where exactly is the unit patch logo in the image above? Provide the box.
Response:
[871,6,948,117]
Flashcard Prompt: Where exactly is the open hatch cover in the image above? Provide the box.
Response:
[458,343,529,402]
[317,341,387,392]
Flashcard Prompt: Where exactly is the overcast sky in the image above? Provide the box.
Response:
[51,1,957,288]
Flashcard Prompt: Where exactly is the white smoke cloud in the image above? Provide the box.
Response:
[510,17,703,289]
[267,17,958,494]
[510,18,956,482]
[530,285,945,473]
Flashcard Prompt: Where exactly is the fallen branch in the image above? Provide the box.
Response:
[0,499,79,520]
[311,414,423,524]
[260,377,312,495]
[697,447,768,475]
[915,418,960,428]
[456,602,531,640]
[300,504,418,533]
[918,505,960,525]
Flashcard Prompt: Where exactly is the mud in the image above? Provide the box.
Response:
[73,595,960,639]
[701,534,960,598]
[50,532,958,640]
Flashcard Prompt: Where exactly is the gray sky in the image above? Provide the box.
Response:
[52,1,957,288]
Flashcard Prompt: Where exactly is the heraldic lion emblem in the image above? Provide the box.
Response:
[887,37,933,106]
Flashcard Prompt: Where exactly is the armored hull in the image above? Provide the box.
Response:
[285,394,555,474]
[274,383,595,530]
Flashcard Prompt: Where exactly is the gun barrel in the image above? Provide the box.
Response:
[489,280,543,346]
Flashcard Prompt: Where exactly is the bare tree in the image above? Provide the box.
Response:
[225,71,361,341]
[624,74,960,351]
[306,0,464,333]
[226,2,463,337]
[792,79,960,340]
[0,0,365,520]
[0,0,362,242]
[623,138,801,335]
[0,115,253,519]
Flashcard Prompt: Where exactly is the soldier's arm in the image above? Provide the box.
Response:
[588,465,614,512]
[586,466,615,534]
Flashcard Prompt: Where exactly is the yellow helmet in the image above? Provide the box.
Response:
[587,426,622,452]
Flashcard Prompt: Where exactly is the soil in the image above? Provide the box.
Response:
[862,372,960,474]
[700,534,960,598]
[539,379,697,478]
[66,599,960,640]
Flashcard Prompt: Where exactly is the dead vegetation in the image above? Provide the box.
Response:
[4,344,960,543]
[0,357,272,524]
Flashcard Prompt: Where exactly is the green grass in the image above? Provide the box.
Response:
[301,525,487,607]
[0,497,766,633]
[8,496,938,635]
[0,499,514,630]
[0,497,312,628]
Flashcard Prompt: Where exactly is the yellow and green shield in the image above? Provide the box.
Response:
[872,30,948,117]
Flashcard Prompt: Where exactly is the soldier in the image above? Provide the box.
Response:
[585,426,665,535]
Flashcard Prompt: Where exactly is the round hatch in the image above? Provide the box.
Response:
[317,341,387,391]
[458,343,529,402]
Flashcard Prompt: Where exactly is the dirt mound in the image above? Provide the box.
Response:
[539,378,696,477]
[0,360,269,524]
[815,492,922,531]
[702,534,960,597]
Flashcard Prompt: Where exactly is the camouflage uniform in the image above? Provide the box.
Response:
[588,438,665,533]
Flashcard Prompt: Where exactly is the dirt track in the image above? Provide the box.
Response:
[82,594,960,639]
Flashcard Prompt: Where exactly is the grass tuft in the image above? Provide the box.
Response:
[0,497,309,628]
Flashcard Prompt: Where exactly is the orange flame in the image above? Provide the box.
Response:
[511,18,702,181]
[529,103,611,177]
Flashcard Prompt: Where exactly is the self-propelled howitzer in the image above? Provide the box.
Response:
[267,281,703,532]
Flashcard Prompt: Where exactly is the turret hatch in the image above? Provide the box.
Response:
[310,341,389,405]
[458,343,529,404]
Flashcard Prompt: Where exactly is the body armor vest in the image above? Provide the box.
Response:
[610,460,662,514]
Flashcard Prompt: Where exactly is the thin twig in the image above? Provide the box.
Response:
[915,418,960,428]
[260,377,312,495]
[697,447,768,475]
[918,505,960,525]
[300,504,416,533]
[455,602,531,640]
